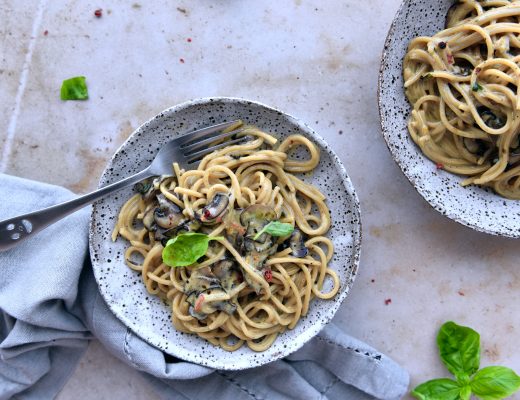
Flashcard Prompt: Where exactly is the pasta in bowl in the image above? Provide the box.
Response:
[90,98,361,369]
[112,123,339,352]
[403,0,520,200]
[379,0,520,237]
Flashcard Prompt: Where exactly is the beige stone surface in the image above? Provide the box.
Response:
[1,1,518,399]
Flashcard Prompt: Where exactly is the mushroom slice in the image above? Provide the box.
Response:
[213,299,236,315]
[243,236,274,253]
[188,305,207,320]
[159,219,201,245]
[463,138,480,154]
[196,193,229,225]
[187,287,236,319]
[509,147,520,165]
[154,194,184,229]
[134,176,162,201]
[142,207,156,231]
[212,259,243,292]
[240,205,276,228]
[134,178,154,196]
[184,266,220,296]
[477,106,506,130]
[289,228,308,258]
[242,243,278,294]
[223,208,246,247]
[156,219,201,246]
[240,205,276,243]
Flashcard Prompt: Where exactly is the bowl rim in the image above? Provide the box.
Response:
[89,96,363,369]
[377,0,520,239]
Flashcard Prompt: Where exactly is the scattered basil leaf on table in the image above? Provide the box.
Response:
[253,221,294,240]
[437,321,480,377]
[411,321,520,400]
[162,233,222,267]
[60,76,89,100]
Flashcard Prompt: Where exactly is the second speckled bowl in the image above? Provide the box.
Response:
[379,0,520,238]
[89,97,362,370]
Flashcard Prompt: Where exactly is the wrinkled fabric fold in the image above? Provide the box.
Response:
[0,174,409,400]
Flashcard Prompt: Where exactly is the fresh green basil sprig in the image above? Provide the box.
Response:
[412,321,520,400]
[162,233,222,267]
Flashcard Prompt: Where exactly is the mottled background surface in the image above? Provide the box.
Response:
[1,0,518,399]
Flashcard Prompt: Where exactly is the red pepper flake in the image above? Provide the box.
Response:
[436,162,444,170]
[458,290,465,296]
[203,209,211,219]
[179,58,185,63]
[194,294,205,312]
[264,269,272,283]
[447,53,454,64]
[230,222,246,235]
[94,8,103,17]
[475,67,482,74]
[384,298,392,305]
[43,30,48,36]
[187,38,192,43]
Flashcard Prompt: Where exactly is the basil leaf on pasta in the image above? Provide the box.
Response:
[162,233,221,267]
[253,221,294,240]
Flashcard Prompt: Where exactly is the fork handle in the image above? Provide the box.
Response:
[0,168,152,252]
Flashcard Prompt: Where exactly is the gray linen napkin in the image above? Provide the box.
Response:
[0,174,409,400]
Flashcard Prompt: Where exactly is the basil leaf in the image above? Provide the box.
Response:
[411,378,462,400]
[472,82,483,92]
[253,221,294,240]
[437,321,480,377]
[162,233,221,267]
[470,366,520,400]
[459,385,472,400]
[60,76,89,100]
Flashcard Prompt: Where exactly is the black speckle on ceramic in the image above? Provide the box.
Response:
[89,97,362,370]
[379,0,520,238]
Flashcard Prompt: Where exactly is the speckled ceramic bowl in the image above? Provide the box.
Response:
[379,0,520,238]
[89,97,362,370]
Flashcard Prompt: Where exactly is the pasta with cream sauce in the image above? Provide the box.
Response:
[403,0,520,199]
[112,123,339,351]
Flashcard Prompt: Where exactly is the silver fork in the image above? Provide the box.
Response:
[0,120,246,251]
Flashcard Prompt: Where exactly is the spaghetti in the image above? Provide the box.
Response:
[112,123,339,351]
[403,0,520,199]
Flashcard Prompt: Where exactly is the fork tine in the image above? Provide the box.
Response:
[185,137,250,164]
[175,120,242,147]
[181,127,245,154]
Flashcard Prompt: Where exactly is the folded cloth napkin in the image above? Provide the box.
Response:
[0,174,409,400]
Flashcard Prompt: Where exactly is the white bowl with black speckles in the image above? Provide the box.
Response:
[89,97,362,370]
[379,0,520,238]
